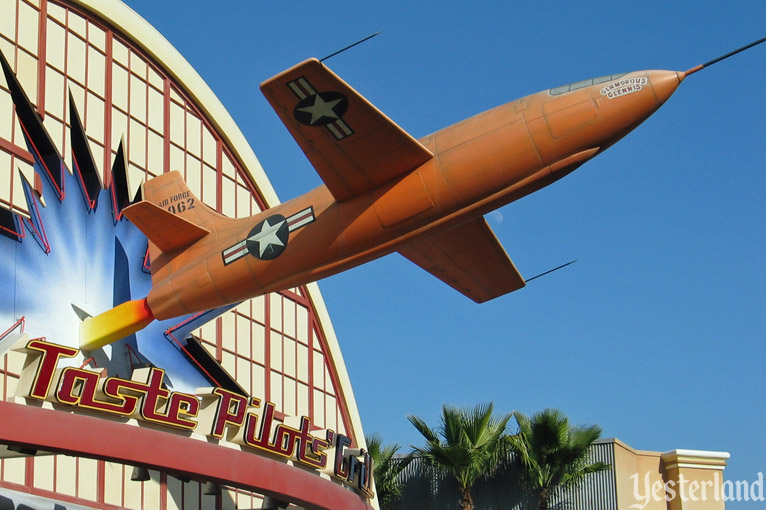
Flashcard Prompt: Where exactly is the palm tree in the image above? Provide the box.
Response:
[365,434,412,510]
[408,403,511,510]
[507,408,610,510]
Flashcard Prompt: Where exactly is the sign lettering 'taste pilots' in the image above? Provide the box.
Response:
[14,339,374,498]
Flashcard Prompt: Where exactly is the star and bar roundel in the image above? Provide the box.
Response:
[289,77,354,141]
[222,207,315,265]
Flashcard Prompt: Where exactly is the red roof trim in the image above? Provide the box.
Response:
[0,401,373,510]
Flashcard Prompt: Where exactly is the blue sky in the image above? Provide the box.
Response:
[125,1,766,505]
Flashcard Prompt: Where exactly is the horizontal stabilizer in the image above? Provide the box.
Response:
[399,218,525,303]
[123,201,209,253]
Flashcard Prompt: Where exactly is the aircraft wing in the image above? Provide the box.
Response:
[260,58,433,202]
[398,218,525,303]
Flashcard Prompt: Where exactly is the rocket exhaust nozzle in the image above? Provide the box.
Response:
[79,298,155,351]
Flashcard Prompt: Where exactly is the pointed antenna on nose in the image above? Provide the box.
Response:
[684,36,766,77]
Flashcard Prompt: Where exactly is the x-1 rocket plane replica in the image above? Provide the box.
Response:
[80,37,766,350]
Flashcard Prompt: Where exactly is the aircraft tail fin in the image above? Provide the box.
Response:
[123,171,218,269]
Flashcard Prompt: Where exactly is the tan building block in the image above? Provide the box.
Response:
[661,450,730,510]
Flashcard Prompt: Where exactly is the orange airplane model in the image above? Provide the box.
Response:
[80,36,766,351]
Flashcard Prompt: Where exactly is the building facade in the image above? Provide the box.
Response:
[0,1,373,509]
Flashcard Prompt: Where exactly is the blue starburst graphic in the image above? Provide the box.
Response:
[0,50,232,392]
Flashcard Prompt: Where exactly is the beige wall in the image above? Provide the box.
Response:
[613,440,729,510]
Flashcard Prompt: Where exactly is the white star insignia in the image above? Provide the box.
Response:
[248,218,286,256]
[297,94,343,125]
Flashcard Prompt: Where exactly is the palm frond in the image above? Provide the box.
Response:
[366,434,413,509]
[509,408,610,504]
[408,402,510,506]
[408,414,439,443]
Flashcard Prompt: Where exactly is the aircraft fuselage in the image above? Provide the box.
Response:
[145,70,684,320]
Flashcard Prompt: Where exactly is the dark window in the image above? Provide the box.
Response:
[550,73,626,95]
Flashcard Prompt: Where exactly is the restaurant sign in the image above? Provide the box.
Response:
[15,338,374,498]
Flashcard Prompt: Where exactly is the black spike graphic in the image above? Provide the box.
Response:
[69,91,101,211]
[0,49,64,201]
[110,140,131,221]
[0,207,22,242]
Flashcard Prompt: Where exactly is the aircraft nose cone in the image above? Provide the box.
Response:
[649,70,684,104]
